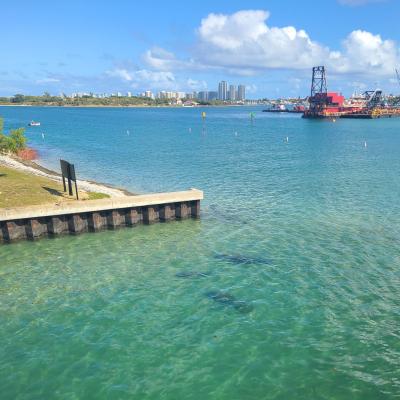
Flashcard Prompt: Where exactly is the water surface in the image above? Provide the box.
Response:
[1,106,400,399]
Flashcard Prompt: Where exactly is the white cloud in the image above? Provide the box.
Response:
[246,84,258,94]
[143,47,214,73]
[107,68,209,92]
[98,9,399,96]
[348,81,367,90]
[142,10,400,78]
[186,78,207,90]
[143,47,180,70]
[198,10,269,50]
[106,68,176,89]
[334,30,400,76]
[35,77,60,84]
[107,68,133,81]
[195,10,329,71]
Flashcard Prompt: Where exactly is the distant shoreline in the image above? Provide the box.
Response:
[0,103,254,108]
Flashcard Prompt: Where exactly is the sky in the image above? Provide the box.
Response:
[1,0,400,98]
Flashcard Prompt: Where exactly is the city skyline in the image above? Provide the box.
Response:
[13,80,248,102]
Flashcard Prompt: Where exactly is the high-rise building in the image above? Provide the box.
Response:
[157,91,175,99]
[127,91,132,97]
[218,81,228,101]
[229,85,236,101]
[208,91,218,101]
[198,91,208,101]
[237,85,246,101]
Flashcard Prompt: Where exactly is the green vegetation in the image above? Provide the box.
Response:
[0,165,109,208]
[0,94,173,107]
[0,94,243,107]
[0,94,253,107]
[87,191,110,200]
[0,117,109,208]
[197,100,229,106]
[0,117,27,154]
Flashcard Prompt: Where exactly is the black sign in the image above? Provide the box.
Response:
[60,159,79,200]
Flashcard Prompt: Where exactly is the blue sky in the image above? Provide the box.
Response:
[1,0,400,98]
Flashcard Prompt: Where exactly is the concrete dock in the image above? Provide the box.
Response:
[0,188,203,243]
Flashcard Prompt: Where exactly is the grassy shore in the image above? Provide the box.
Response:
[0,164,108,208]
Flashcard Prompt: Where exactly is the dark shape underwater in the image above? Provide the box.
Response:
[175,271,211,278]
[214,253,272,266]
[205,290,254,314]
[232,301,254,314]
[206,290,236,304]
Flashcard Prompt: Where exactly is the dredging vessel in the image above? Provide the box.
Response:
[263,104,305,113]
[303,66,400,119]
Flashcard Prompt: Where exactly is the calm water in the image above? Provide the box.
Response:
[1,106,400,399]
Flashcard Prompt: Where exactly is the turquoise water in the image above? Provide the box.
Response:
[1,106,400,399]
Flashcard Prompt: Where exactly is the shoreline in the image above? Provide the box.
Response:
[0,103,254,109]
[0,153,132,198]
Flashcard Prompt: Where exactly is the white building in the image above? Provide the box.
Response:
[144,90,154,99]
[237,85,246,101]
[218,81,228,100]
[229,85,236,101]
[157,91,181,99]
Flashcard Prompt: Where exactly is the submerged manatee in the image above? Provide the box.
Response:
[206,290,236,304]
[232,300,254,314]
[205,290,254,314]
[214,253,272,266]
[175,271,211,279]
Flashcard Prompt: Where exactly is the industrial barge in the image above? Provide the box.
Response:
[303,66,400,119]
[263,104,305,113]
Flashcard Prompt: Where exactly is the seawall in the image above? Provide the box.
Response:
[0,189,203,243]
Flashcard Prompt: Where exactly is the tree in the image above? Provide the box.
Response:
[9,128,26,151]
[0,136,9,152]
[11,94,24,103]
[0,117,27,154]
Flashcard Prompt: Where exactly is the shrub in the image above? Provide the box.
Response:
[0,117,27,154]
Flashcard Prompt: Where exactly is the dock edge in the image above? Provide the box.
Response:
[0,188,203,243]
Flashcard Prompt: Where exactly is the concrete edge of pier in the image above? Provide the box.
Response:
[0,188,203,243]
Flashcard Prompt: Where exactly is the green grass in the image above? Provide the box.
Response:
[0,165,109,208]
[87,191,110,200]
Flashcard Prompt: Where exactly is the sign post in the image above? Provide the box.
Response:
[60,160,79,200]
